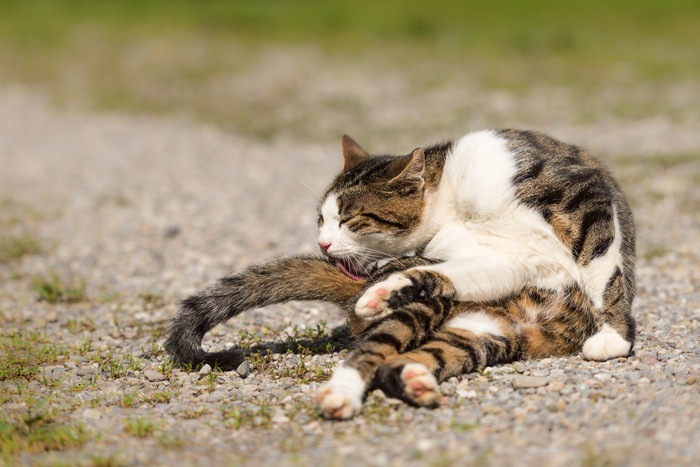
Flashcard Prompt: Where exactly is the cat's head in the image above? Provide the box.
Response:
[317,135,427,280]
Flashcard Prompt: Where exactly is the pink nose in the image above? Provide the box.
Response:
[318,241,331,253]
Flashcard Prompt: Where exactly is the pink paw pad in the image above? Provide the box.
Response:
[374,288,389,297]
[409,380,427,395]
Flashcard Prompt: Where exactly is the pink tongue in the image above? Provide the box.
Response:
[335,260,365,281]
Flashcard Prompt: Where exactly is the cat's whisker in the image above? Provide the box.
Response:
[354,256,378,283]
[298,180,323,200]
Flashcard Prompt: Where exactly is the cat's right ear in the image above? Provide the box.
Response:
[341,135,370,172]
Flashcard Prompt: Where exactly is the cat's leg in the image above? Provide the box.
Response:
[356,248,525,320]
[375,309,520,407]
[316,298,451,419]
[581,269,635,361]
[355,268,457,320]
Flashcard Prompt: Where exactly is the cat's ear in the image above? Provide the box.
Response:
[341,134,370,172]
[388,148,425,190]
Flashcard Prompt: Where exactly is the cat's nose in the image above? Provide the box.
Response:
[318,241,331,253]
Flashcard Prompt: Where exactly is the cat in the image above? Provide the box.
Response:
[165,129,636,420]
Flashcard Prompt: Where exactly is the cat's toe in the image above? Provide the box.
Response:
[582,325,632,361]
[401,363,439,407]
[315,384,362,420]
[355,274,412,320]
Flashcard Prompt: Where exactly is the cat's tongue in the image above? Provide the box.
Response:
[335,259,366,281]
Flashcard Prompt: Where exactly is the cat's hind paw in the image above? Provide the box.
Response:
[355,273,412,320]
[315,366,365,420]
[582,325,632,361]
[401,363,440,407]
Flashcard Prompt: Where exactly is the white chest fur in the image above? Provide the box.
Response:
[417,131,581,299]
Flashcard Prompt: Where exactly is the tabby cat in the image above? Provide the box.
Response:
[165,129,635,420]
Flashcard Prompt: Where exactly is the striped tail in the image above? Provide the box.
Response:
[164,255,365,370]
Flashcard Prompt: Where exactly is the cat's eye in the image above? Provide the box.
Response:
[317,214,324,227]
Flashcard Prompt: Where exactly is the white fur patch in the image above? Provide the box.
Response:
[582,324,631,361]
[318,193,340,246]
[446,130,518,217]
[316,364,366,419]
[444,312,504,337]
[581,205,624,308]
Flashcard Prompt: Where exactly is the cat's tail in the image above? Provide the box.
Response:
[164,255,365,370]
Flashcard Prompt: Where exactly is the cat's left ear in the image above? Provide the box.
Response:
[341,135,371,172]
[388,148,425,191]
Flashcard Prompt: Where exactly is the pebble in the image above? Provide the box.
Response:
[457,389,477,399]
[76,366,97,376]
[199,364,212,375]
[549,381,566,392]
[283,354,303,368]
[144,370,167,382]
[512,375,549,389]
[481,405,503,415]
[236,361,252,378]
[639,354,659,365]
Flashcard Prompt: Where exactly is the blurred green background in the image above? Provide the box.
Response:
[1,0,697,142]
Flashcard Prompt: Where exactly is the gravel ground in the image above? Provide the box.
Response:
[0,83,699,466]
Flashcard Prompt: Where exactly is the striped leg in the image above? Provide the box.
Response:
[316,297,452,419]
[375,310,520,406]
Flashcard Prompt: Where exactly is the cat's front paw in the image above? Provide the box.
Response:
[355,274,412,320]
[401,363,440,407]
[582,325,631,361]
[315,366,365,420]
[315,384,362,420]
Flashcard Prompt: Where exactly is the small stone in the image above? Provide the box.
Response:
[512,375,549,389]
[416,439,435,452]
[549,380,566,391]
[439,382,456,396]
[302,421,322,435]
[236,361,252,378]
[164,225,181,238]
[272,414,290,424]
[284,354,302,368]
[482,405,503,415]
[548,399,567,412]
[45,310,59,323]
[198,364,212,375]
[76,366,97,377]
[639,354,659,365]
[144,369,167,382]
[594,373,612,382]
[457,389,477,399]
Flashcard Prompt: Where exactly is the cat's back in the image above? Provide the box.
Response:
[438,128,635,308]
[501,129,635,306]
[496,130,633,258]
